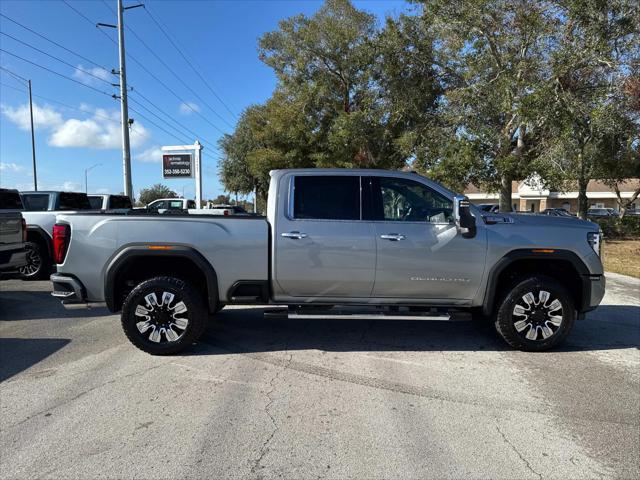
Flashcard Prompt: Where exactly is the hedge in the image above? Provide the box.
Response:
[592,216,640,239]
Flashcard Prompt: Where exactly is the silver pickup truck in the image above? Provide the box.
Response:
[51,169,605,354]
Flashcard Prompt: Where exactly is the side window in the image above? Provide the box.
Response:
[168,200,184,209]
[21,194,49,211]
[187,200,196,209]
[375,177,453,224]
[148,200,166,211]
[293,176,360,220]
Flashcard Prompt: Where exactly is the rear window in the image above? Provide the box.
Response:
[109,196,132,209]
[293,176,360,220]
[21,193,49,211]
[88,196,103,209]
[58,192,91,210]
[187,200,196,209]
[0,190,24,209]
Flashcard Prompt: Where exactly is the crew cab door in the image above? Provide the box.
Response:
[273,174,376,298]
[366,176,486,300]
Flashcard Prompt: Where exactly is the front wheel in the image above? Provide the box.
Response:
[494,276,575,351]
[121,276,208,355]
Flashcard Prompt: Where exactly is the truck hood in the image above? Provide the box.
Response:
[487,212,599,231]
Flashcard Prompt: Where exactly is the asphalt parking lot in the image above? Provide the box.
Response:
[1,274,638,479]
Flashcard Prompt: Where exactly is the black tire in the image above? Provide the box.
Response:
[495,275,575,351]
[19,241,49,280]
[121,276,208,355]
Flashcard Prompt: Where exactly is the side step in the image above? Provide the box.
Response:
[264,306,471,322]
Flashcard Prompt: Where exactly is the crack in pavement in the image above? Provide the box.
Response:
[495,424,542,479]
[250,351,293,478]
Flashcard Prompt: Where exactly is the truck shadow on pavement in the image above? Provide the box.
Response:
[0,289,110,321]
[0,338,70,382]
[199,305,639,354]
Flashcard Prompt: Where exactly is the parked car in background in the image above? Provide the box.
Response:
[587,208,614,218]
[88,194,132,210]
[541,208,575,218]
[477,203,500,213]
[19,191,93,279]
[207,204,250,216]
[52,168,605,354]
[0,188,27,274]
[146,198,196,213]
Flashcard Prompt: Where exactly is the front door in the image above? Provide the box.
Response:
[274,174,376,298]
[367,176,487,300]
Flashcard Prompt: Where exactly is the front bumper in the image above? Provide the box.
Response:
[587,274,606,309]
[51,274,105,309]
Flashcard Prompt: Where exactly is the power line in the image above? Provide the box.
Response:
[61,0,118,46]
[0,48,114,97]
[0,13,111,73]
[144,4,238,119]
[0,65,28,83]
[129,91,219,150]
[99,0,232,132]
[0,31,115,86]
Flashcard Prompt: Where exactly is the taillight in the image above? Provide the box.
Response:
[52,224,70,264]
[21,218,27,242]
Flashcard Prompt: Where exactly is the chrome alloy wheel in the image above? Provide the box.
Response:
[19,244,41,276]
[512,290,563,341]
[134,291,189,343]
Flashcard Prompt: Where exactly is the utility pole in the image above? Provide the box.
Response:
[117,0,133,201]
[28,80,37,190]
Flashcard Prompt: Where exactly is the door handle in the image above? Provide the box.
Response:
[380,233,406,241]
[281,231,307,239]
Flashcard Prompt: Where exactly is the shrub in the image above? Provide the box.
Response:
[593,216,640,239]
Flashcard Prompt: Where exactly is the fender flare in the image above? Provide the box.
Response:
[481,249,591,316]
[104,245,219,313]
[25,225,53,258]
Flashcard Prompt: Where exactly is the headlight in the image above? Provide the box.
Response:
[587,232,602,257]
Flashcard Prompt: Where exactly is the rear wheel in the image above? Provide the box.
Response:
[121,276,208,355]
[494,276,575,351]
[19,241,49,280]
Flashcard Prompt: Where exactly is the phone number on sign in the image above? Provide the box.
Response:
[164,168,191,175]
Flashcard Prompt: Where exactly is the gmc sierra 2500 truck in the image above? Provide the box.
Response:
[51,169,605,354]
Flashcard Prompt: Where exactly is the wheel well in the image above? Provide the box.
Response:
[111,256,210,312]
[490,259,583,313]
[26,230,51,257]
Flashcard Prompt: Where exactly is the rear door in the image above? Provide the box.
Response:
[367,176,486,300]
[274,174,376,298]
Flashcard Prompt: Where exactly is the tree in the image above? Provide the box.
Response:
[528,0,639,218]
[416,0,559,210]
[220,0,441,195]
[138,184,177,205]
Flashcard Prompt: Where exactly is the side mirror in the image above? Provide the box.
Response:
[453,195,477,238]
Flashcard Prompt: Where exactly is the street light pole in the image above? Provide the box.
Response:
[85,163,102,193]
[28,80,37,191]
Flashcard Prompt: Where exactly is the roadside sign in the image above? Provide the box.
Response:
[162,153,193,178]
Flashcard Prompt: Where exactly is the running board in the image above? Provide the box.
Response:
[264,308,471,322]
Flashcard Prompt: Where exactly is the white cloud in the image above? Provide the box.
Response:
[73,65,112,85]
[134,146,163,163]
[1,103,62,131]
[62,181,82,192]
[2,102,150,150]
[179,102,200,115]
[0,162,25,172]
[49,106,149,149]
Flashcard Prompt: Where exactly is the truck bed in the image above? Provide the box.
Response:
[55,212,269,303]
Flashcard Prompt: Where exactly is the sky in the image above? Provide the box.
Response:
[0,0,412,201]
